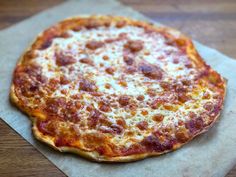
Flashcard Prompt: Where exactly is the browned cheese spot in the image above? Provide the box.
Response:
[86,41,104,50]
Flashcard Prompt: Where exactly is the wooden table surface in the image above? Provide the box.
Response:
[0,0,235,176]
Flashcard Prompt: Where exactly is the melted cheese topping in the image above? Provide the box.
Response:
[14,19,224,156]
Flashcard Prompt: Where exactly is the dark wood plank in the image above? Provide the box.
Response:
[0,0,236,176]
[0,0,65,29]
[0,120,66,177]
[0,1,66,176]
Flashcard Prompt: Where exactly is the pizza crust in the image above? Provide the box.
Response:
[31,108,224,162]
[10,15,226,162]
[11,85,226,162]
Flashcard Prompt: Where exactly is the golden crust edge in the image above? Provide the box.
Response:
[9,15,227,162]
[31,106,225,162]
[31,75,227,162]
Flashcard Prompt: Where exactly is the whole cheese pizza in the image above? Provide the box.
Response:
[10,15,226,162]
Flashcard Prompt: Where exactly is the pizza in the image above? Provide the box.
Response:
[10,15,226,162]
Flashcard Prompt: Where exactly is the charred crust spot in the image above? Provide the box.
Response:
[123,55,134,65]
[23,51,38,62]
[144,51,150,56]
[141,110,148,116]
[110,124,123,134]
[59,32,71,38]
[82,133,107,149]
[39,36,56,50]
[152,114,164,122]
[110,103,118,109]
[138,64,162,80]
[175,129,189,143]
[60,76,70,85]
[118,80,127,87]
[163,103,174,111]
[38,27,59,50]
[99,124,123,134]
[29,85,39,92]
[181,79,191,86]
[79,58,94,66]
[144,27,155,34]
[157,55,165,60]
[185,61,193,68]
[40,39,52,50]
[162,140,174,150]
[146,88,156,97]
[88,109,103,128]
[126,66,136,74]
[102,55,109,60]
[75,101,82,109]
[165,38,176,46]
[178,120,184,126]
[105,67,115,75]
[69,66,75,73]
[45,97,66,114]
[175,39,186,47]
[204,102,214,111]
[116,21,126,28]
[61,89,67,94]
[55,137,73,147]
[173,83,186,93]
[104,21,111,27]
[118,95,130,106]
[136,121,148,130]
[79,80,97,92]
[99,105,111,112]
[72,26,82,31]
[90,92,103,97]
[124,40,143,52]
[178,92,190,103]
[104,38,115,43]
[128,103,137,111]
[99,101,111,112]
[160,81,170,90]
[96,146,106,155]
[137,95,145,101]
[130,111,136,116]
[194,118,204,129]
[48,78,59,92]
[173,58,179,64]
[71,94,81,99]
[86,105,94,112]
[116,118,127,128]
[86,41,104,50]
[37,121,56,136]
[208,72,224,87]
[104,83,111,89]
[202,92,210,99]
[151,99,162,109]
[188,111,197,119]
[141,135,162,152]
[118,32,127,39]
[85,20,101,29]
[55,52,76,66]
[185,117,204,133]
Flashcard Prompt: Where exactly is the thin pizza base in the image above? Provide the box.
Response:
[10,15,226,162]
[31,115,223,162]
[11,85,224,162]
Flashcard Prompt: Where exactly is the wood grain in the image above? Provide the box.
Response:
[0,121,65,177]
[0,0,236,176]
